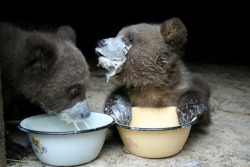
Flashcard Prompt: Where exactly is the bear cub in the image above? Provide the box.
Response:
[96,18,210,125]
[0,23,90,159]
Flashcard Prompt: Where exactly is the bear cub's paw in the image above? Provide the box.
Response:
[177,99,209,125]
[104,95,131,125]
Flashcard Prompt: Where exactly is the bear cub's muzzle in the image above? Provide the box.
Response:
[59,99,91,123]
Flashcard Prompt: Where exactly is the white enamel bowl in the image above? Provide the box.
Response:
[19,112,115,166]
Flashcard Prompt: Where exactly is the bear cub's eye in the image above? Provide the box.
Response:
[70,87,81,98]
[128,36,134,43]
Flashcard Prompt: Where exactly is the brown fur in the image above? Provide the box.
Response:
[0,23,89,115]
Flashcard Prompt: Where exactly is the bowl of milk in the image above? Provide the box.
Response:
[19,112,115,166]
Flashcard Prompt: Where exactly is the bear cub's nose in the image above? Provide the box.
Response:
[81,112,90,118]
[97,39,107,48]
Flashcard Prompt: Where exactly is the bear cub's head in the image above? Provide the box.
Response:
[6,25,90,122]
[96,18,187,87]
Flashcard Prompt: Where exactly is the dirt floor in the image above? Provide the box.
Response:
[7,63,250,167]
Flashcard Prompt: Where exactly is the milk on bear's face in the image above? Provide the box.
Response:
[0,24,90,122]
[96,36,131,82]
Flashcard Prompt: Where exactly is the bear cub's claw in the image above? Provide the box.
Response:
[104,95,131,125]
[177,99,209,125]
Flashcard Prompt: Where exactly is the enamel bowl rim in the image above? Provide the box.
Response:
[18,112,115,135]
[116,117,198,131]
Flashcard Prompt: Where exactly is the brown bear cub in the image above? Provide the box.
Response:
[96,18,210,125]
[0,23,90,159]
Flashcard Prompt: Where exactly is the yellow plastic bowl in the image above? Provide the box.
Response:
[116,106,198,158]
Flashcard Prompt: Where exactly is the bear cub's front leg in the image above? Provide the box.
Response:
[177,74,210,125]
[104,88,131,125]
[105,91,210,126]
[177,92,210,125]
[105,74,210,126]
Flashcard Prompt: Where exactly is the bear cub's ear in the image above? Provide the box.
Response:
[57,25,76,43]
[25,34,57,72]
[160,18,187,46]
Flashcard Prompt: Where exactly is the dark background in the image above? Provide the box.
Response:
[1,0,250,67]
